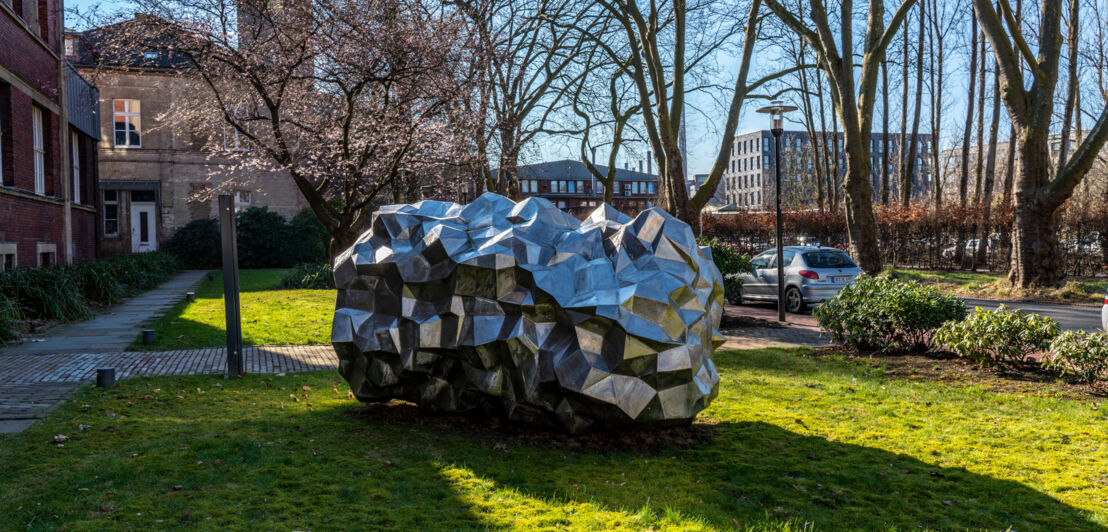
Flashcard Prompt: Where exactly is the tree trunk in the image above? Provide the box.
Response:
[901,2,925,208]
[881,60,890,204]
[976,60,1002,267]
[955,10,978,268]
[1055,0,1080,172]
[843,141,882,272]
[973,34,986,207]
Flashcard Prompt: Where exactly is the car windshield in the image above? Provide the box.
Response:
[803,251,856,268]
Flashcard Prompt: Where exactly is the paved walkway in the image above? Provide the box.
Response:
[0,345,339,430]
[719,303,831,350]
[1,270,210,356]
[0,302,832,432]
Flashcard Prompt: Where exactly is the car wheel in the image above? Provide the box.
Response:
[785,286,805,314]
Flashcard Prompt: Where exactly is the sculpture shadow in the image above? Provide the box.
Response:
[424,419,1104,530]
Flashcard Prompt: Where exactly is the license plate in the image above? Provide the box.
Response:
[831,275,853,284]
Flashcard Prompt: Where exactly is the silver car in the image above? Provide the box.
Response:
[738,246,862,313]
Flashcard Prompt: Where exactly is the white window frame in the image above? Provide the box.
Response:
[234,190,252,212]
[33,107,45,195]
[71,132,80,204]
[103,190,120,237]
[113,99,142,148]
[0,242,16,272]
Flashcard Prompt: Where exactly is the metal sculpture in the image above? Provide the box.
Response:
[331,193,724,432]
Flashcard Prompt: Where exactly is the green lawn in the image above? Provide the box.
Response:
[886,268,1106,305]
[2,348,1105,530]
[135,269,334,350]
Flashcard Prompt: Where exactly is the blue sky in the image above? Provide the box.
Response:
[66,0,988,176]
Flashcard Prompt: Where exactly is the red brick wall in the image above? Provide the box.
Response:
[72,208,97,262]
[0,193,63,267]
[0,9,60,97]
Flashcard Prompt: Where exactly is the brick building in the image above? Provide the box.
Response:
[68,16,308,255]
[0,0,98,269]
[491,159,658,214]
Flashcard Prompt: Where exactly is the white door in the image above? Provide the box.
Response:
[131,203,157,253]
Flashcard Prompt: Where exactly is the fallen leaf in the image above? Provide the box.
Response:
[302,386,312,391]
[78,424,91,431]
[173,485,184,491]
[53,434,69,443]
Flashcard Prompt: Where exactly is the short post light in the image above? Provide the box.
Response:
[755,101,797,322]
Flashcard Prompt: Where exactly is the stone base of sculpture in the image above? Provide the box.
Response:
[331,193,724,433]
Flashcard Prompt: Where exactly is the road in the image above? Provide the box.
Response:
[962,298,1103,332]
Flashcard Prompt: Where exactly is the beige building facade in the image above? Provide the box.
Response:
[68,22,308,255]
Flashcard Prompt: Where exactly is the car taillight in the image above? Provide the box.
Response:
[799,270,819,280]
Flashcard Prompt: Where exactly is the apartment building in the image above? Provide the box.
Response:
[720,130,934,210]
[505,159,658,213]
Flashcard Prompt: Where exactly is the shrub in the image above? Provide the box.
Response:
[276,263,335,289]
[165,218,221,269]
[1045,330,1108,383]
[934,305,1059,365]
[813,275,965,352]
[290,209,330,265]
[167,208,333,269]
[0,293,22,341]
[698,237,752,304]
[0,252,178,327]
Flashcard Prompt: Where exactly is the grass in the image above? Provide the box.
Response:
[1,348,1105,530]
[134,269,334,350]
[886,268,1106,306]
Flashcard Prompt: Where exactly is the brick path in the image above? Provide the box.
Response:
[720,303,831,349]
[0,345,339,427]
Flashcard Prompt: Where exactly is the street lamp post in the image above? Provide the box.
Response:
[756,101,797,322]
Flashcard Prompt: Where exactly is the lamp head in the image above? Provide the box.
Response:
[755,100,798,135]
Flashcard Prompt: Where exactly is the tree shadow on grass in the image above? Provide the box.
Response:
[419,418,1105,530]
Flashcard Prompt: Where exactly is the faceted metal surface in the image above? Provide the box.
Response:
[331,193,725,432]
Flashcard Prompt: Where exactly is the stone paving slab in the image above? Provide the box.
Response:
[0,270,210,356]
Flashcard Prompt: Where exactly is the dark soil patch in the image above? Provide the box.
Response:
[812,345,1108,399]
[720,314,784,329]
[345,400,717,454]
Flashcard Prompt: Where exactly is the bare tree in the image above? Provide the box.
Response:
[452,0,592,198]
[973,0,1108,286]
[763,0,919,273]
[586,0,793,231]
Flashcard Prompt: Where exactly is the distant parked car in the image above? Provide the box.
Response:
[942,238,997,259]
[1102,284,1108,331]
[738,246,862,313]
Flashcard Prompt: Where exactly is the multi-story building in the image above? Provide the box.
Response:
[68,16,309,255]
[720,130,934,210]
[687,173,726,207]
[0,0,99,269]
[508,159,658,213]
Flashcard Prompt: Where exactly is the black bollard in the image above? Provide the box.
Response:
[142,329,156,345]
[96,368,116,388]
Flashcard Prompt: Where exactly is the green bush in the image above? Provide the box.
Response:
[813,275,965,352]
[165,218,221,269]
[167,208,332,269]
[276,263,335,290]
[698,238,752,304]
[934,305,1059,366]
[0,252,178,327]
[290,209,330,265]
[0,293,22,341]
[1045,330,1108,383]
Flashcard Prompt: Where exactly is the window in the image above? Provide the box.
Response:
[763,140,769,152]
[234,190,252,212]
[32,106,44,195]
[113,99,141,148]
[71,132,80,204]
[763,155,769,167]
[0,242,15,272]
[143,51,158,60]
[64,37,75,57]
[103,190,119,236]
[36,242,56,267]
[647,182,655,194]
[568,180,576,193]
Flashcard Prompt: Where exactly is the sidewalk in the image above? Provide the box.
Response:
[1,270,209,356]
[0,302,832,432]
[719,302,831,350]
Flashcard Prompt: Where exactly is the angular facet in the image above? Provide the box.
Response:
[332,193,724,432]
